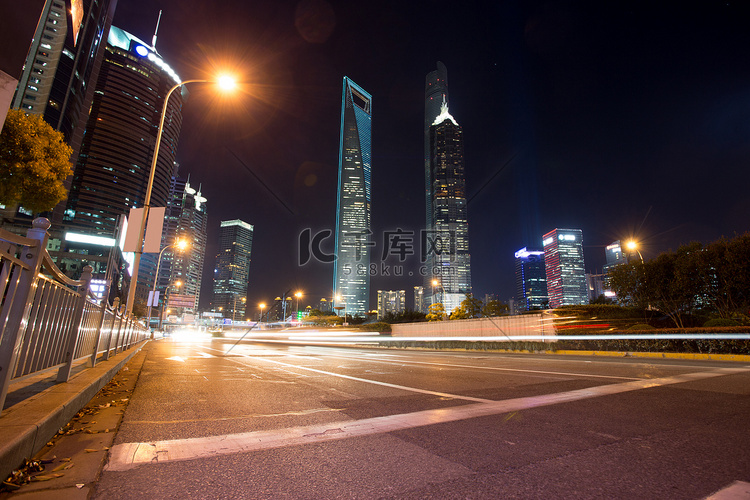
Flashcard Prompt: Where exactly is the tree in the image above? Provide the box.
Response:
[482,299,509,317]
[0,109,73,213]
[426,303,445,321]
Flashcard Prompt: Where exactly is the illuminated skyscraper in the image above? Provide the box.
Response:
[426,99,471,314]
[424,62,448,240]
[377,290,406,319]
[333,77,372,318]
[542,228,587,308]
[62,26,184,238]
[13,0,117,161]
[514,247,548,311]
[214,220,253,320]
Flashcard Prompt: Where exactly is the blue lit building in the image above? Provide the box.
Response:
[514,247,548,311]
[333,77,372,317]
[542,228,587,308]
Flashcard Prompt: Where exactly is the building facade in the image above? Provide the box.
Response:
[413,285,425,314]
[542,228,587,308]
[424,62,448,245]
[163,179,208,318]
[13,0,117,162]
[377,290,406,319]
[62,26,184,239]
[425,99,471,314]
[213,219,253,320]
[333,77,372,318]
[514,247,548,312]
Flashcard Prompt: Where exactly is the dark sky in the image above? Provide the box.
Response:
[3,0,750,314]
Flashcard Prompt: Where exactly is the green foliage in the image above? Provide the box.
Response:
[381,309,426,323]
[627,323,655,330]
[426,302,446,321]
[357,322,392,333]
[449,293,482,320]
[0,109,73,213]
[482,299,509,317]
[608,234,750,328]
[703,318,741,327]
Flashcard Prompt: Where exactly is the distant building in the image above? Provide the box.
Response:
[413,286,426,314]
[542,229,587,308]
[377,290,406,319]
[213,220,253,320]
[163,179,208,318]
[586,273,606,302]
[333,77,372,318]
[318,297,331,313]
[603,240,627,275]
[514,247,548,312]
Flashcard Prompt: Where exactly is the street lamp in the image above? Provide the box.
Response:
[259,303,266,323]
[626,240,644,263]
[294,291,302,318]
[335,294,348,324]
[126,76,237,314]
[148,238,189,335]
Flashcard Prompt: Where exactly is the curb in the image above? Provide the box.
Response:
[0,342,147,481]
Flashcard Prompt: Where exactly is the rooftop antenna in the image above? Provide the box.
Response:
[151,10,162,49]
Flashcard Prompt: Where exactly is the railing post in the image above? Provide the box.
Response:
[88,282,110,367]
[102,298,119,361]
[56,266,92,382]
[0,218,50,412]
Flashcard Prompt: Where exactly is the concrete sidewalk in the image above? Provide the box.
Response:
[0,343,146,481]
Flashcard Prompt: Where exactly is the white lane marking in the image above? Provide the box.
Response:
[312,352,643,381]
[705,480,750,499]
[106,366,748,471]
[245,356,497,403]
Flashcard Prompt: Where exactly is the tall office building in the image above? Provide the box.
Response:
[163,180,208,317]
[377,290,406,319]
[13,0,117,161]
[424,62,448,241]
[425,98,471,314]
[413,286,426,314]
[333,77,372,318]
[542,228,587,308]
[62,26,184,239]
[603,240,626,274]
[514,247,548,311]
[213,220,253,320]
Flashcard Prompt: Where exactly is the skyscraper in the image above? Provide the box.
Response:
[542,228,587,308]
[214,219,253,320]
[163,179,208,317]
[425,98,471,314]
[413,285,426,314]
[514,247,548,311]
[62,26,184,239]
[13,0,117,161]
[424,62,448,240]
[333,77,372,318]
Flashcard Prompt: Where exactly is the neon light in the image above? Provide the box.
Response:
[543,237,553,246]
[134,45,149,57]
[65,232,116,247]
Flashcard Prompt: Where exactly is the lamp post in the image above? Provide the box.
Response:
[126,76,236,314]
[294,291,302,319]
[259,303,266,323]
[148,238,188,336]
[335,294,348,325]
[626,240,644,263]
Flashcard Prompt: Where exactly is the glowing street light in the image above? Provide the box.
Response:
[126,76,237,314]
[259,303,266,323]
[626,240,644,263]
[294,291,302,318]
[148,238,189,335]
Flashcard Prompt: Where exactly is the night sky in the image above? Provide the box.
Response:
[2,0,750,314]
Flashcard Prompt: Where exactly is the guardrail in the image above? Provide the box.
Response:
[0,217,149,413]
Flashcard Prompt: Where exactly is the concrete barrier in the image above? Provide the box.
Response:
[391,312,556,341]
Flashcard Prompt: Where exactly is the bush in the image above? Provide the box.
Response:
[703,318,741,327]
[627,323,655,330]
[357,322,391,333]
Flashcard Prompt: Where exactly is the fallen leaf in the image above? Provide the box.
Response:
[76,484,85,489]
[84,449,98,453]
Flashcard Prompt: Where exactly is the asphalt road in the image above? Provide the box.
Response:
[91,333,750,499]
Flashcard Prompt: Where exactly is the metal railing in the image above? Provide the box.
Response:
[0,217,149,413]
